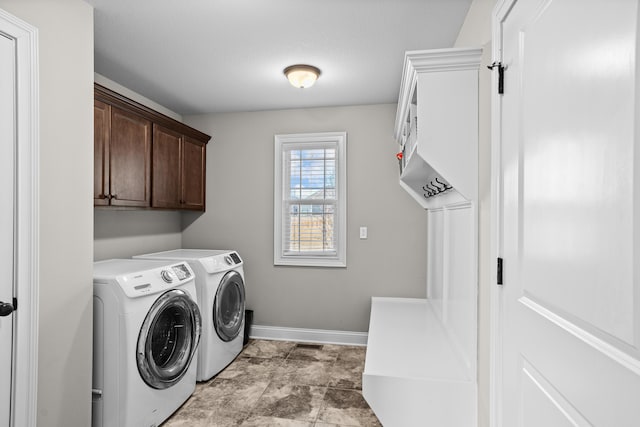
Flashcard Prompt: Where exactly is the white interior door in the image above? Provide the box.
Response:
[495,0,640,425]
[0,30,16,427]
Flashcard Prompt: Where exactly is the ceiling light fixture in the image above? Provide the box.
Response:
[283,64,321,89]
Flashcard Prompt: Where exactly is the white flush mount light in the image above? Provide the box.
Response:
[284,64,321,88]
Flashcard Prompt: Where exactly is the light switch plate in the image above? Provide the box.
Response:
[359,226,368,239]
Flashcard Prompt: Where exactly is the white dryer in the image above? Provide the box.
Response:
[92,259,201,427]
[134,249,246,381]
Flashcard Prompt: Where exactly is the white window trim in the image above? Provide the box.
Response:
[274,132,347,267]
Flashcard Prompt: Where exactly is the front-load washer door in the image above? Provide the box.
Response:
[137,289,202,389]
[213,270,246,342]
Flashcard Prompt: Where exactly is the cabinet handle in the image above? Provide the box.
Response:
[111,194,117,200]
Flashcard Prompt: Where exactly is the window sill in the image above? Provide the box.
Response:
[274,256,346,268]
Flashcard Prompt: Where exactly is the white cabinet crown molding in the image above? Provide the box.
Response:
[394,48,483,142]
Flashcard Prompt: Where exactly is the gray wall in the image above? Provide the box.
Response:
[94,210,183,261]
[0,0,94,425]
[454,1,498,426]
[183,105,427,332]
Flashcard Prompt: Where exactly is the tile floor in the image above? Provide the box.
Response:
[162,340,381,427]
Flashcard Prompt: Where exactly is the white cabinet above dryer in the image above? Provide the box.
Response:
[394,48,482,209]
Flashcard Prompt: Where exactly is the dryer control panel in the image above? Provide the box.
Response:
[200,251,243,274]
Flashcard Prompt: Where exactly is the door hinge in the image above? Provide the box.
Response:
[13,297,17,311]
[497,257,503,285]
[487,62,505,94]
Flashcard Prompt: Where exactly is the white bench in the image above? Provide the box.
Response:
[362,297,476,426]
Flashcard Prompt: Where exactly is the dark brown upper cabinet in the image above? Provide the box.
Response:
[94,83,210,211]
[152,125,206,211]
[181,136,206,210]
[94,101,152,207]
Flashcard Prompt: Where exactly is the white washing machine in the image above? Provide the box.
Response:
[134,249,246,381]
[92,259,201,427]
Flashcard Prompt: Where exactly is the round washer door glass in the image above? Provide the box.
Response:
[214,270,245,342]
[137,289,201,389]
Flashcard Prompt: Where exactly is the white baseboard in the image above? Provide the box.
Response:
[249,324,368,346]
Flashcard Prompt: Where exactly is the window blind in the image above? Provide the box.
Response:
[282,143,338,256]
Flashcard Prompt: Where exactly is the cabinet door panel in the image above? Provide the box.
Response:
[152,124,182,209]
[94,100,110,206]
[182,137,206,211]
[109,107,151,207]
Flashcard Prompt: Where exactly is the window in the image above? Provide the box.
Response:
[274,132,347,267]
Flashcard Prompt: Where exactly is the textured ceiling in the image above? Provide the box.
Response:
[87,0,472,114]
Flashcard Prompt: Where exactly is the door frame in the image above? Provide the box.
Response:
[489,1,514,426]
[0,8,39,427]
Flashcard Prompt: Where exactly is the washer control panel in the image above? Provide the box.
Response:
[117,261,194,298]
[159,264,192,283]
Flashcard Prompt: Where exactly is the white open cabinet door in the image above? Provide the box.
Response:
[492,0,640,425]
